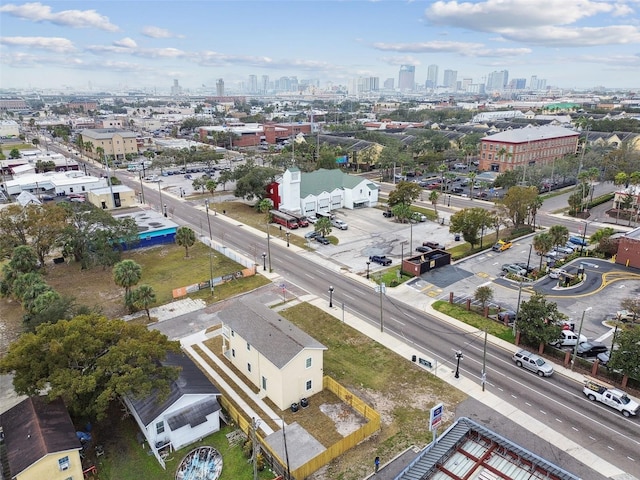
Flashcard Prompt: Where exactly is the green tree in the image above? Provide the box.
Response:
[175,226,196,257]
[388,181,422,207]
[113,259,142,298]
[501,186,539,226]
[590,227,615,244]
[31,138,40,147]
[449,208,491,248]
[429,190,440,216]
[316,217,332,238]
[9,148,20,159]
[131,284,156,321]
[517,292,565,349]
[391,203,413,223]
[0,314,181,420]
[233,163,279,201]
[608,325,640,384]
[620,297,640,324]
[548,225,569,248]
[205,179,218,196]
[533,232,554,271]
[474,285,494,311]
[567,191,584,216]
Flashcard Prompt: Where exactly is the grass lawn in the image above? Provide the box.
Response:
[89,412,276,480]
[432,300,516,343]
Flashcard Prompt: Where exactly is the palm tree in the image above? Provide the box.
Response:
[548,225,569,248]
[113,259,142,298]
[528,196,543,228]
[84,141,94,158]
[175,226,196,257]
[468,172,477,200]
[429,190,440,216]
[132,284,156,321]
[533,233,554,271]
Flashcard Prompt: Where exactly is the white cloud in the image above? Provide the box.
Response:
[425,0,618,30]
[372,40,531,57]
[0,2,119,31]
[0,36,75,52]
[503,25,640,46]
[113,37,137,49]
[379,55,422,66]
[0,51,83,67]
[141,26,183,39]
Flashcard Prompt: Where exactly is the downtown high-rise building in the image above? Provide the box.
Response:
[486,70,509,91]
[443,69,457,89]
[248,75,258,93]
[215,78,224,96]
[426,64,439,89]
[530,75,547,91]
[261,75,269,94]
[398,65,416,91]
[383,78,394,90]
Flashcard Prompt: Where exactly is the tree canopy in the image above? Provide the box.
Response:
[0,314,181,420]
[517,292,565,347]
[500,186,540,226]
[449,207,492,248]
[388,181,422,207]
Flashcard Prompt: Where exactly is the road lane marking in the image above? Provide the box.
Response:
[555,418,563,423]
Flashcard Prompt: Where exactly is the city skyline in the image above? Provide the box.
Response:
[1,0,639,92]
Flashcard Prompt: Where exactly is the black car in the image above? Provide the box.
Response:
[415,246,432,253]
[514,262,535,273]
[497,310,517,324]
[576,341,608,358]
[382,210,394,218]
[315,236,330,245]
[369,255,392,266]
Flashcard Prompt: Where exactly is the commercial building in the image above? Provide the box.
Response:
[426,64,439,89]
[615,226,640,269]
[398,65,416,91]
[79,128,138,163]
[0,119,20,137]
[443,69,457,89]
[479,125,579,172]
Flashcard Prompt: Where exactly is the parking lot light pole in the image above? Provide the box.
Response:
[204,200,214,296]
[580,221,589,255]
[525,244,533,273]
[366,261,370,279]
[329,285,334,308]
[286,231,290,247]
[262,252,267,271]
[512,278,524,337]
[571,307,592,370]
[454,351,463,378]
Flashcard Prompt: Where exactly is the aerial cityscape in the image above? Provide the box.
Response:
[1,2,640,480]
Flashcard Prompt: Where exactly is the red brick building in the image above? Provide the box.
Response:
[479,125,579,173]
[199,122,312,147]
[615,228,640,269]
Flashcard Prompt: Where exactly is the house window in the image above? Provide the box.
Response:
[247,363,252,372]
[262,376,267,390]
[305,357,312,369]
[305,380,312,391]
[232,348,235,357]
[58,456,70,471]
[247,342,251,351]
[156,421,165,434]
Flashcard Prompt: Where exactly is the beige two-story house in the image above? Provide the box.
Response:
[218,298,327,411]
[79,128,138,163]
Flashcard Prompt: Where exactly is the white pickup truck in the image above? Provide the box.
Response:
[583,380,640,417]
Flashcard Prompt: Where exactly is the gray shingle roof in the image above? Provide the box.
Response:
[0,396,81,478]
[300,168,378,197]
[217,297,326,369]
[127,352,220,426]
[80,128,137,139]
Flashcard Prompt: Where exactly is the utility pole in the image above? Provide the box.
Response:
[251,418,258,480]
[482,329,488,391]
[376,281,386,332]
[572,307,592,370]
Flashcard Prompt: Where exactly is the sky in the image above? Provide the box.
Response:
[1,0,639,92]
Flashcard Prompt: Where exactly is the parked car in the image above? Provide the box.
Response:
[554,245,574,255]
[306,216,317,224]
[597,351,610,366]
[616,310,637,322]
[497,310,517,324]
[331,218,348,230]
[513,262,534,274]
[315,236,330,245]
[569,236,588,246]
[423,241,444,250]
[549,330,587,347]
[548,268,568,279]
[492,240,513,252]
[304,231,319,239]
[411,212,427,222]
[415,246,432,253]
[452,187,465,193]
[369,255,392,266]
[576,341,609,358]
[382,210,394,218]
[512,349,554,377]
[502,264,526,276]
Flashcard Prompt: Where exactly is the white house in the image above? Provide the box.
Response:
[218,298,327,411]
[124,352,222,463]
[276,167,379,217]
[5,171,107,196]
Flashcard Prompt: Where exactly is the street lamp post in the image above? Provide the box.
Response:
[454,351,463,378]
[512,278,524,337]
[262,252,267,271]
[157,181,163,215]
[163,203,168,217]
[204,200,214,296]
[366,261,370,279]
[329,286,334,308]
[286,231,290,247]
[580,221,589,255]
[571,307,592,370]
[525,244,533,273]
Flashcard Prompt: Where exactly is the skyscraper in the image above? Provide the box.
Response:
[426,64,439,89]
[384,78,394,90]
[261,75,269,94]
[486,70,509,91]
[443,69,457,89]
[398,65,416,91]
[216,78,224,96]
[248,75,258,93]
